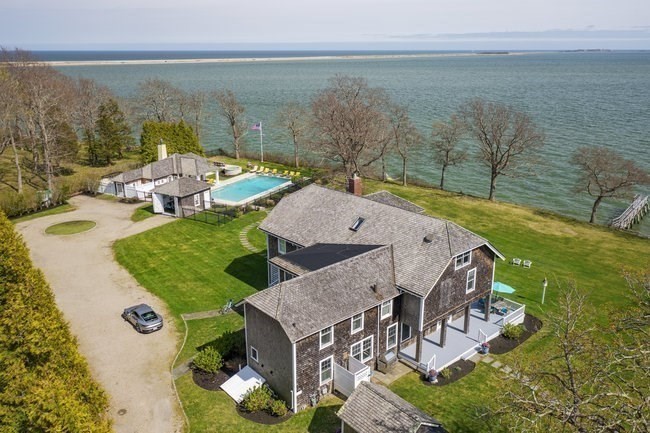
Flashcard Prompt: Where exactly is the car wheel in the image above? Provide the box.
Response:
[136,324,142,333]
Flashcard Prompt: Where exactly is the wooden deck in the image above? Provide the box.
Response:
[610,195,649,230]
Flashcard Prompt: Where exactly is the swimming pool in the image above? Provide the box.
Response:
[211,174,292,206]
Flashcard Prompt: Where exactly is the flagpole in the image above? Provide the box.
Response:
[260,122,264,163]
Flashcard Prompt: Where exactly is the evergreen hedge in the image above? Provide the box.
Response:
[0,211,111,432]
[140,120,204,163]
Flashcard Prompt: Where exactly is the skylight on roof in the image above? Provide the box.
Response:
[350,217,365,232]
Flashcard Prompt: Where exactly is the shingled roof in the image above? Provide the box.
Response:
[152,177,211,197]
[338,381,445,433]
[269,243,383,277]
[112,153,213,183]
[259,184,503,297]
[246,245,399,342]
[364,190,425,213]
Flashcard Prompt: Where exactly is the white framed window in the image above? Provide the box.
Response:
[401,323,411,342]
[250,346,258,362]
[351,335,373,362]
[320,326,333,350]
[319,356,333,385]
[466,267,477,293]
[278,239,287,255]
[380,300,392,320]
[269,264,280,286]
[455,251,472,270]
[386,323,398,350]
[193,193,201,207]
[351,313,364,334]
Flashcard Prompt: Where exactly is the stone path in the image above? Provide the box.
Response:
[239,221,263,253]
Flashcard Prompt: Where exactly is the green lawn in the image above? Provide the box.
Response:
[45,220,96,235]
[10,203,76,224]
[114,178,649,433]
[131,204,155,222]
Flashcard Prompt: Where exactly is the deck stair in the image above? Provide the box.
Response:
[610,195,649,230]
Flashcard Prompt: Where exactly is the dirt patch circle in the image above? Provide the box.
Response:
[45,220,96,235]
[191,369,230,391]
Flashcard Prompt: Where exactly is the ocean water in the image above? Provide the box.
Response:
[50,51,650,235]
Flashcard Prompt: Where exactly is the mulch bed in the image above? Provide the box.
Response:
[488,314,543,355]
[191,368,230,391]
[236,406,292,425]
[422,359,476,386]
[223,357,247,376]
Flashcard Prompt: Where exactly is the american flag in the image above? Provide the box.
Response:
[251,122,262,131]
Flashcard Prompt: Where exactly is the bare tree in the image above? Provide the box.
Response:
[388,104,422,186]
[503,278,650,433]
[431,115,468,190]
[276,101,309,168]
[214,89,246,159]
[134,78,181,123]
[311,75,391,178]
[571,146,650,223]
[74,78,112,165]
[460,98,545,201]
[0,57,23,193]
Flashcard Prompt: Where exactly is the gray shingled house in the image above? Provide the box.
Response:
[151,177,212,218]
[111,146,215,199]
[244,184,522,412]
[338,381,445,433]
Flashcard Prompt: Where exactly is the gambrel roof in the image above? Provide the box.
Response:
[246,245,399,342]
[259,184,503,297]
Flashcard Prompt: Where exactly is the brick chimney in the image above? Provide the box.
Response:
[157,139,168,161]
[347,173,362,196]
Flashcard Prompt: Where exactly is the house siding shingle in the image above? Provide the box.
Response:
[245,305,294,406]
[294,303,398,410]
[422,246,494,330]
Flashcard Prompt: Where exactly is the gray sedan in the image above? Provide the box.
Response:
[122,304,163,333]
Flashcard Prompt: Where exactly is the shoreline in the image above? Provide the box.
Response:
[44,51,551,67]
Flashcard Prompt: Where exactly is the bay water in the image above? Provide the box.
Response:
[49,51,650,235]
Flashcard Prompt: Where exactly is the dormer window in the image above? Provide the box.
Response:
[455,251,472,270]
[350,217,365,231]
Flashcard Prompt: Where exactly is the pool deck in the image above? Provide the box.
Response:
[210,172,293,207]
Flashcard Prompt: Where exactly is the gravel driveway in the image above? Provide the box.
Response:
[17,195,184,433]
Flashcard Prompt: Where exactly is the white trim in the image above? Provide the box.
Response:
[380,300,392,320]
[291,343,297,411]
[418,297,425,332]
[350,335,374,363]
[278,238,287,255]
[250,346,259,362]
[466,267,477,293]
[319,326,334,350]
[351,312,364,334]
[455,250,472,270]
[319,356,334,385]
[244,305,249,365]
[386,323,398,350]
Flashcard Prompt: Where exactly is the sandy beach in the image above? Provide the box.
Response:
[44,51,548,67]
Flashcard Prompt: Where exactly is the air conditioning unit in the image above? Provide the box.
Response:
[321,385,328,395]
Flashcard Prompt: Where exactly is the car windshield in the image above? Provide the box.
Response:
[141,311,158,322]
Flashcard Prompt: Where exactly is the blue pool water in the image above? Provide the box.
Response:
[211,175,290,204]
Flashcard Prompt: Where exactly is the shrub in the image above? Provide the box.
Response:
[192,347,223,373]
[502,323,524,340]
[213,330,246,359]
[439,368,451,379]
[269,398,288,417]
[241,385,273,413]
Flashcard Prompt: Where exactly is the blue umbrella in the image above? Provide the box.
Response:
[492,281,516,294]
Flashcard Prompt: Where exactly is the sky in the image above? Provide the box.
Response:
[1,0,649,50]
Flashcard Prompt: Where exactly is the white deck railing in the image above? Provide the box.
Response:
[333,357,371,397]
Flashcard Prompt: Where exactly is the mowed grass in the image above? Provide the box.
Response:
[114,177,649,432]
[113,212,268,319]
[131,204,155,222]
[176,313,244,368]
[10,203,76,224]
[45,220,96,235]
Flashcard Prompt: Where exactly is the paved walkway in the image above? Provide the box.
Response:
[239,221,263,253]
[17,196,184,433]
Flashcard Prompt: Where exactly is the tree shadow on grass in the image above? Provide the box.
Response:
[225,253,268,290]
[198,328,246,360]
[308,404,342,433]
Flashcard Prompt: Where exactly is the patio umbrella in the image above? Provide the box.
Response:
[492,281,516,294]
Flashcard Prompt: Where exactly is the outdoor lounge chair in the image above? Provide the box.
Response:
[272,168,278,174]
[258,166,265,173]
[250,165,258,172]
[282,170,289,176]
[523,260,532,268]
[263,167,271,173]
[289,171,296,176]
[295,171,301,177]
[512,258,521,266]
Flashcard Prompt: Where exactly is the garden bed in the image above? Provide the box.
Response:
[192,369,230,391]
[489,314,543,355]
[236,406,292,425]
[423,359,476,386]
